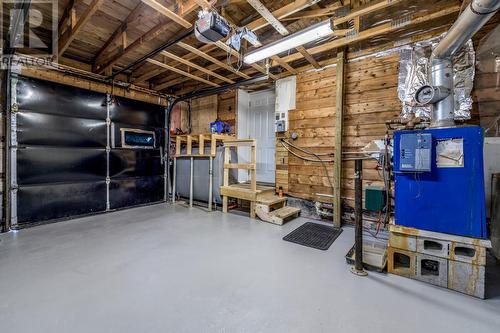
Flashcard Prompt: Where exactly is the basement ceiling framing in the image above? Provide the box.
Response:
[2,0,465,95]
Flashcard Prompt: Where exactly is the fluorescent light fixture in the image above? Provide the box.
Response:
[244,19,334,64]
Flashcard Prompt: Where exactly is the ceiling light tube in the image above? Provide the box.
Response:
[244,19,334,64]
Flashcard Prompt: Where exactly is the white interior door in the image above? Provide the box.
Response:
[237,89,276,184]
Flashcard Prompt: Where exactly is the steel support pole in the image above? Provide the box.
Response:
[351,159,367,276]
[172,157,177,203]
[208,156,213,211]
[189,156,194,207]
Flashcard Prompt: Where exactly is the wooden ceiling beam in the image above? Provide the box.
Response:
[278,4,461,64]
[95,1,202,74]
[333,0,401,27]
[214,41,278,80]
[160,50,235,83]
[92,2,146,69]
[132,67,168,84]
[246,0,289,35]
[280,3,342,21]
[58,0,76,34]
[58,0,105,57]
[176,42,251,79]
[141,0,192,28]
[247,0,323,31]
[246,0,319,69]
[146,58,220,88]
[154,58,261,91]
[132,0,320,85]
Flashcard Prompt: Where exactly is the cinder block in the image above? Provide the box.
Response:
[450,242,486,266]
[388,247,416,278]
[448,260,485,299]
[416,253,448,288]
[416,237,450,259]
[389,232,417,252]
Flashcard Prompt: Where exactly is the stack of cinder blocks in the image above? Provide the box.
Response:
[387,225,491,299]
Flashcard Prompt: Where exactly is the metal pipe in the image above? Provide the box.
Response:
[351,159,367,276]
[172,158,177,203]
[208,156,213,212]
[430,0,500,127]
[432,0,500,60]
[189,156,194,207]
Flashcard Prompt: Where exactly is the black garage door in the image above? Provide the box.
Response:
[11,76,165,227]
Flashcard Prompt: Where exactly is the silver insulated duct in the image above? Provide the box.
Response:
[416,0,500,127]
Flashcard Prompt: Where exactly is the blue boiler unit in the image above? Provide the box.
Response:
[393,126,486,239]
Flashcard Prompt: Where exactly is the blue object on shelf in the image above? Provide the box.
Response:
[210,120,231,134]
[393,126,486,238]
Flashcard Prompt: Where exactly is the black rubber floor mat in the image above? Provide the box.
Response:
[283,222,343,250]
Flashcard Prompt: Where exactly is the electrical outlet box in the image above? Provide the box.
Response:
[275,111,287,133]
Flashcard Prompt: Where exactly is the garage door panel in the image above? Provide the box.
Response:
[109,97,164,128]
[109,149,163,179]
[16,77,106,120]
[17,112,107,147]
[17,182,107,224]
[17,148,107,185]
[109,176,164,210]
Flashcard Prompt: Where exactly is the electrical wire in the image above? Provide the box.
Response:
[280,140,334,162]
[279,140,335,190]
[281,139,334,157]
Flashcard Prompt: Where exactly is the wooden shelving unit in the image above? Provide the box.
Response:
[171,133,235,211]
[221,139,259,218]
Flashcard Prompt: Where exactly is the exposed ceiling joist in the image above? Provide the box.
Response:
[246,0,289,35]
[153,56,264,91]
[246,0,320,69]
[95,2,202,74]
[92,2,146,68]
[176,42,251,79]
[58,0,105,57]
[160,51,235,83]
[247,0,323,31]
[147,58,220,87]
[295,45,320,68]
[132,0,321,83]
[141,0,192,28]
[214,41,278,80]
[132,67,168,84]
[277,4,461,64]
[271,55,298,74]
[58,0,75,33]
[333,0,401,26]
[280,3,342,21]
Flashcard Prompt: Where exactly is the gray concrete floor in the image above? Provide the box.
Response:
[1,204,499,333]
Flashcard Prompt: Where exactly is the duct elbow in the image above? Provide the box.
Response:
[432,0,500,60]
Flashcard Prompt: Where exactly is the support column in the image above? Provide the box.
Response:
[208,156,213,212]
[351,159,367,276]
[189,156,194,207]
[172,157,177,203]
[334,49,345,228]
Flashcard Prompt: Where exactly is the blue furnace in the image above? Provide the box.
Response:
[393,126,486,239]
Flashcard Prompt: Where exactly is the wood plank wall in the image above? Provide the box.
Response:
[190,95,218,134]
[187,89,238,135]
[476,73,500,136]
[217,90,237,134]
[284,53,401,207]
